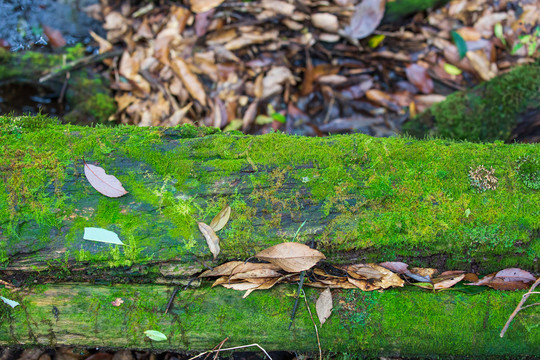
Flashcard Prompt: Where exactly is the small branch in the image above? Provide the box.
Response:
[39,49,124,83]
[302,289,322,360]
[289,270,305,330]
[500,277,540,337]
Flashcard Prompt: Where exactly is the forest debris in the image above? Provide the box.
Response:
[210,205,231,232]
[83,163,128,198]
[315,288,332,325]
[197,222,220,259]
[255,242,325,272]
[343,0,386,39]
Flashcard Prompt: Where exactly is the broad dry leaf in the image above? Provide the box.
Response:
[197,222,220,259]
[347,277,380,291]
[370,264,405,289]
[209,205,231,232]
[312,13,339,33]
[495,268,536,283]
[316,288,333,326]
[406,63,434,94]
[255,242,325,272]
[84,163,128,198]
[90,31,113,53]
[340,264,383,280]
[43,25,66,48]
[190,0,224,13]
[242,100,259,132]
[433,274,465,290]
[230,269,282,281]
[365,89,401,112]
[242,275,291,298]
[379,261,409,274]
[343,0,386,39]
[466,50,497,81]
[200,261,281,277]
[262,66,296,98]
[170,58,207,106]
[221,282,260,291]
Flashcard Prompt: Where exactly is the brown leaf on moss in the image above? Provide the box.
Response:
[433,274,465,290]
[347,277,380,291]
[316,288,333,326]
[255,242,325,272]
[210,205,231,232]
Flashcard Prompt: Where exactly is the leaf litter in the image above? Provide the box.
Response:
[87,0,540,141]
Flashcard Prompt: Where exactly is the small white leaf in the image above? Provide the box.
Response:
[144,330,167,341]
[0,296,20,308]
[84,227,125,245]
[316,288,332,325]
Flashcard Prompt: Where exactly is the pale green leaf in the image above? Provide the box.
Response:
[144,330,167,341]
[84,227,125,245]
[443,63,462,76]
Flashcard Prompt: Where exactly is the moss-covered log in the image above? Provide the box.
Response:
[402,62,540,143]
[0,115,539,355]
[1,283,539,356]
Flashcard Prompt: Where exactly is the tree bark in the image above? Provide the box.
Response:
[0,116,539,355]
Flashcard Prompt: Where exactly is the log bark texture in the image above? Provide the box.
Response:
[0,116,539,355]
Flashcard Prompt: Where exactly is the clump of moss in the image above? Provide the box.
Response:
[516,155,540,190]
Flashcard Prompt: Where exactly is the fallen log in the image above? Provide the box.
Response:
[0,115,539,355]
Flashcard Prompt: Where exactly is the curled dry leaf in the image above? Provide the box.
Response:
[170,58,207,106]
[209,205,231,232]
[255,242,325,272]
[343,0,386,39]
[84,163,128,198]
[197,222,220,259]
[432,274,465,290]
[316,288,333,326]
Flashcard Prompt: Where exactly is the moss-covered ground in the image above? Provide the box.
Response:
[403,62,540,142]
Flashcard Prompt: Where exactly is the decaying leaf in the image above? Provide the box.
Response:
[495,268,536,283]
[84,227,125,245]
[406,63,434,94]
[197,222,220,259]
[111,298,124,307]
[84,163,128,198]
[229,269,282,281]
[200,261,281,277]
[221,282,260,291]
[316,288,333,326]
[209,205,231,232]
[255,242,325,272]
[379,261,409,274]
[370,264,405,288]
[347,276,379,291]
[343,0,386,39]
[43,25,67,48]
[433,274,466,290]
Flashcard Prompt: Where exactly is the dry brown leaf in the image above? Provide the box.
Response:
[340,264,383,280]
[255,242,326,272]
[170,58,207,106]
[190,0,225,13]
[242,275,291,298]
[466,50,497,81]
[370,264,405,289]
[230,269,282,281]
[365,89,401,112]
[347,277,379,291]
[379,261,409,274]
[197,222,220,259]
[221,282,260,291]
[410,267,438,278]
[209,205,231,232]
[261,0,295,16]
[316,288,333,326]
[43,25,67,48]
[343,0,386,39]
[242,100,259,132]
[406,63,434,94]
[262,66,295,98]
[90,31,113,53]
[312,13,339,33]
[433,274,465,290]
[200,261,281,277]
[308,278,357,289]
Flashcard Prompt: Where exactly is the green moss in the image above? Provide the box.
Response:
[403,63,540,142]
[516,155,540,190]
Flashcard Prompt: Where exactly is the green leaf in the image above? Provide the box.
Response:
[84,227,125,245]
[494,23,506,46]
[464,208,471,218]
[368,34,385,48]
[511,42,524,55]
[443,63,462,75]
[451,31,467,59]
[255,115,273,125]
[144,330,167,341]
[527,42,538,56]
[271,112,286,124]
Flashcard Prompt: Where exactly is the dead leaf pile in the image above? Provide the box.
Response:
[86,0,540,138]
[200,253,537,298]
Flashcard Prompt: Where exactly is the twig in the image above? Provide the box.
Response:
[302,289,322,360]
[187,343,272,360]
[500,277,540,337]
[39,48,124,83]
[289,270,305,330]
[164,278,196,314]
[212,337,228,360]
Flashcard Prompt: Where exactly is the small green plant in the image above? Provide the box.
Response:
[511,26,540,56]
[0,250,8,266]
[516,156,540,190]
[75,245,91,262]
[468,165,498,192]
